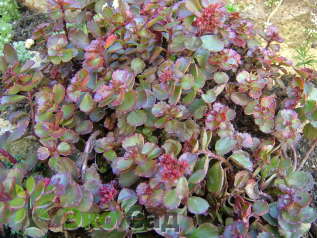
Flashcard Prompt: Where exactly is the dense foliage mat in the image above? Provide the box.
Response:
[0,0,317,237]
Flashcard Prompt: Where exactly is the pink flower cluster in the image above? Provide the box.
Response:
[193,3,226,34]
[159,154,188,182]
[99,181,118,205]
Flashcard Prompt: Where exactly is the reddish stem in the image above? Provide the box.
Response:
[0,149,17,164]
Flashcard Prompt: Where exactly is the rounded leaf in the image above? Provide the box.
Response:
[127,110,147,127]
[24,227,47,238]
[200,35,224,52]
[189,223,219,238]
[215,137,237,155]
[188,196,209,214]
[164,189,181,209]
[131,58,146,74]
[230,150,253,171]
[214,72,229,84]
[37,147,50,161]
[207,161,224,194]
[286,171,314,191]
[252,200,269,216]
[80,93,95,113]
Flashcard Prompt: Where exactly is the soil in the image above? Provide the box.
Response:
[11,5,48,42]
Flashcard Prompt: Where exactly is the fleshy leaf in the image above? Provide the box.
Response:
[230,150,253,171]
[189,223,219,238]
[201,35,225,52]
[207,161,224,194]
[127,110,147,127]
[188,196,209,214]
[164,189,181,209]
[215,137,236,155]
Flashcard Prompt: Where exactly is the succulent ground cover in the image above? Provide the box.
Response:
[0,0,317,237]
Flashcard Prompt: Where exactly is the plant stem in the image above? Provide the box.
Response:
[266,0,284,26]
[198,150,233,169]
[291,145,297,171]
[0,148,17,164]
[261,174,277,190]
[27,92,35,133]
[298,139,317,170]
[80,130,100,180]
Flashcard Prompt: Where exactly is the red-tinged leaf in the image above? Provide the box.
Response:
[69,29,89,49]
[37,147,50,161]
[94,85,113,103]
[53,84,65,104]
[20,60,35,72]
[75,120,93,135]
[7,118,30,142]
[105,34,118,49]
[57,142,72,155]
[117,91,137,112]
[0,56,8,73]
[79,93,95,113]
[3,44,18,64]
[1,95,27,105]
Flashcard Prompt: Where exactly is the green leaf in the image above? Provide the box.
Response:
[164,189,181,209]
[162,139,182,156]
[188,196,209,214]
[80,93,95,113]
[185,0,202,16]
[53,84,65,104]
[1,95,26,104]
[26,176,36,194]
[185,36,202,51]
[215,137,236,155]
[24,227,47,238]
[117,189,137,212]
[253,200,269,216]
[181,74,195,90]
[9,197,25,209]
[286,171,314,191]
[113,157,134,173]
[127,110,147,127]
[176,177,189,199]
[214,72,229,84]
[230,150,253,171]
[189,170,206,184]
[207,161,224,194]
[200,35,224,52]
[189,156,210,184]
[57,142,72,155]
[131,58,146,74]
[169,85,182,105]
[35,192,55,208]
[49,157,78,178]
[13,208,27,224]
[117,91,136,111]
[189,223,219,238]
[15,184,26,198]
[202,90,217,104]
[303,123,317,140]
[231,92,251,106]
[62,49,74,62]
[77,190,94,212]
[122,134,144,149]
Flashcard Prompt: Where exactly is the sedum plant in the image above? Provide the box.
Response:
[0,0,317,237]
